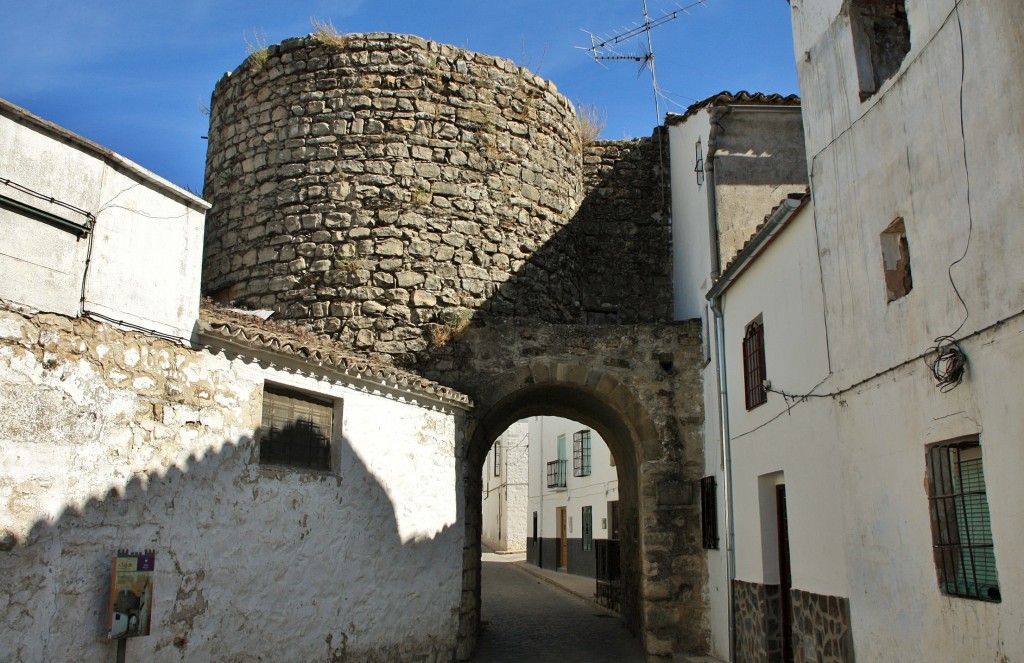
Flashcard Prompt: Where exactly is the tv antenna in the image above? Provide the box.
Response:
[580,0,709,124]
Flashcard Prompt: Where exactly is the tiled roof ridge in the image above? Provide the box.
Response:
[198,300,472,407]
[665,90,801,125]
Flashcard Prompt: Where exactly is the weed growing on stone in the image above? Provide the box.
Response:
[576,102,607,147]
[245,29,269,72]
[310,17,347,47]
[430,310,472,346]
[335,254,363,275]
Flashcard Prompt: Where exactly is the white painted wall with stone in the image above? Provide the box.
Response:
[716,204,848,597]
[481,420,528,551]
[0,100,208,339]
[527,416,618,542]
[0,306,467,663]
[787,0,1024,658]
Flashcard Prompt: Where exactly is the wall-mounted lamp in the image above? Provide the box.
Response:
[695,139,705,186]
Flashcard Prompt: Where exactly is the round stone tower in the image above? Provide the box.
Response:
[203,33,586,363]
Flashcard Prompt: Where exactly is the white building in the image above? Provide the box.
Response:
[525,416,619,585]
[0,99,471,663]
[481,420,528,552]
[683,1,1024,660]
[666,92,809,660]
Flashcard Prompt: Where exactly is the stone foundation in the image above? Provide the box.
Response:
[791,589,855,663]
[734,579,783,663]
[733,580,855,663]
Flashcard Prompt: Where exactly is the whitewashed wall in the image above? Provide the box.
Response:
[789,0,1024,658]
[718,204,847,597]
[526,416,618,541]
[0,101,208,339]
[0,307,467,663]
[668,110,714,322]
[481,420,528,551]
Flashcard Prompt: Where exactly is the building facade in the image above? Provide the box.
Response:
[481,420,528,552]
[0,99,472,663]
[525,416,619,582]
[685,1,1024,661]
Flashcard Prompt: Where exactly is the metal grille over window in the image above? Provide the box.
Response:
[926,441,1000,602]
[700,476,719,550]
[493,441,501,477]
[743,319,767,409]
[582,506,594,551]
[546,459,566,489]
[260,386,333,471]
[573,429,592,477]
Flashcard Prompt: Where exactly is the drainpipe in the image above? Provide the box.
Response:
[709,294,736,663]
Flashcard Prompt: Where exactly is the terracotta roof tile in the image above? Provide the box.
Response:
[665,90,801,125]
[198,302,472,407]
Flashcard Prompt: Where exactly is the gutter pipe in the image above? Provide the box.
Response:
[708,293,736,663]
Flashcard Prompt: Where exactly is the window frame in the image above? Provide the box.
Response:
[880,216,913,302]
[573,429,592,477]
[259,384,337,473]
[742,318,768,410]
[849,0,912,101]
[700,476,719,550]
[493,441,502,477]
[925,438,1000,602]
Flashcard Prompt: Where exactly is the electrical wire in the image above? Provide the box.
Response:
[0,176,95,222]
[926,335,967,392]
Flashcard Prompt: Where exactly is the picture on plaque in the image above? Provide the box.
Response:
[106,550,155,639]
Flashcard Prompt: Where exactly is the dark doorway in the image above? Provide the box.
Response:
[776,484,794,663]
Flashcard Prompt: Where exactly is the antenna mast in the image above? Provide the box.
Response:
[581,0,708,126]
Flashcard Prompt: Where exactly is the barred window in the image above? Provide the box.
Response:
[582,506,594,551]
[743,319,767,410]
[260,385,334,471]
[700,476,719,550]
[573,430,591,477]
[925,440,1000,602]
[493,441,502,477]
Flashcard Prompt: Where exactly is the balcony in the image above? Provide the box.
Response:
[546,459,566,489]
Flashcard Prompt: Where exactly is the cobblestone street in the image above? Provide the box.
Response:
[472,560,645,663]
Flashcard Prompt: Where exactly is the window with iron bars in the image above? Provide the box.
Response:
[743,319,767,410]
[546,459,566,489]
[573,429,591,477]
[700,476,719,550]
[493,441,501,477]
[260,385,334,471]
[925,439,1000,602]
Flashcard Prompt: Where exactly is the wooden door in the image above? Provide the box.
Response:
[776,484,794,663]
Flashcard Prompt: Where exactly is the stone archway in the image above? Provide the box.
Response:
[443,320,708,661]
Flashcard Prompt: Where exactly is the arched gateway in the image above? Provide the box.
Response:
[202,32,708,659]
[449,321,707,659]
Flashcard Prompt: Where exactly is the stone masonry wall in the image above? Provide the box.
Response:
[734,579,784,663]
[0,305,464,663]
[576,133,672,324]
[791,590,855,663]
[203,33,583,359]
[203,33,674,367]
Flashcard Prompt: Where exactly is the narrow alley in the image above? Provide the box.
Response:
[473,554,645,663]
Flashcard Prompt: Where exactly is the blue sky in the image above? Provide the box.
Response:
[1,1,798,194]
